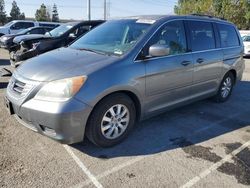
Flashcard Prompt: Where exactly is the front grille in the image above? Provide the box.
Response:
[13,79,25,94]
[8,78,33,97]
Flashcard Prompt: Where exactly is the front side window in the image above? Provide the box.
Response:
[11,22,34,30]
[28,28,43,34]
[141,20,187,58]
[70,20,151,56]
[217,23,240,47]
[188,21,216,52]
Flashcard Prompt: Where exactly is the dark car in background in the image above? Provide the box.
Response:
[0,26,57,50]
[9,20,104,67]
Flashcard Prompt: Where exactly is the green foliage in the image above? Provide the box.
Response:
[0,0,7,25]
[19,12,25,20]
[9,1,23,20]
[174,0,250,29]
[52,4,59,22]
[35,3,51,21]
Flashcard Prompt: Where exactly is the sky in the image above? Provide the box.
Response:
[4,0,178,20]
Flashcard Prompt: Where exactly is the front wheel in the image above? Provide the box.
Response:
[214,72,235,103]
[86,93,136,147]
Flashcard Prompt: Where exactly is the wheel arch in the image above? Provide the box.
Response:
[226,69,237,85]
[89,90,142,122]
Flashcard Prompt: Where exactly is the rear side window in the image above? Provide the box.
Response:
[188,21,216,52]
[217,23,240,47]
[20,22,35,29]
[39,23,59,28]
[28,28,45,34]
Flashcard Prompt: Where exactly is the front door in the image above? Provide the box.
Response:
[138,20,194,115]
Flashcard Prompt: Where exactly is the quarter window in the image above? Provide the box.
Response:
[217,24,240,47]
[188,21,216,52]
[142,20,187,57]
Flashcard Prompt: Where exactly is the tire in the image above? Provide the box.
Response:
[86,93,136,147]
[214,72,235,103]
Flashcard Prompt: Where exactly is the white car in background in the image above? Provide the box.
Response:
[242,35,250,56]
[0,20,60,37]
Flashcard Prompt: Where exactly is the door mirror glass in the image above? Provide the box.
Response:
[149,44,170,57]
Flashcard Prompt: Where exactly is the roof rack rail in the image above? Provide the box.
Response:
[189,14,227,21]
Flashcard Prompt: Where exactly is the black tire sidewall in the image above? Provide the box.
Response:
[87,94,136,147]
[216,72,234,103]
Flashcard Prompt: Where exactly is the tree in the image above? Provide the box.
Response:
[0,0,7,25]
[19,12,25,20]
[35,3,51,21]
[174,0,250,29]
[52,4,59,22]
[10,1,21,20]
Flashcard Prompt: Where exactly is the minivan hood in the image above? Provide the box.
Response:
[16,47,118,82]
[13,34,51,43]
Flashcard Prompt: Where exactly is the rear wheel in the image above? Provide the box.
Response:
[214,72,235,103]
[86,93,136,147]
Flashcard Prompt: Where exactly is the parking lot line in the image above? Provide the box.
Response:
[72,111,249,188]
[63,145,103,188]
[180,140,250,188]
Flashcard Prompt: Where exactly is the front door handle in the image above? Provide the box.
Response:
[196,58,204,64]
[181,60,191,66]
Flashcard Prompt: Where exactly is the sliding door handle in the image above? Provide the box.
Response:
[181,60,191,66]
[196,58,204,64]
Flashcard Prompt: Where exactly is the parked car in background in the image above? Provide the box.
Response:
[0,20,60,36]
[239,30,250,37]
[5,15,245,147]
[242,35,250,56]
[0,26,57,50]
[9,20,104,67]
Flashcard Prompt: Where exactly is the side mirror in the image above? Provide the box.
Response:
[149,44,170,57]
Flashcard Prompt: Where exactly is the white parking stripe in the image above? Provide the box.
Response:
[72,111,249,188]
[180,140,250,188]
[63,145,103,188]
[72,157,144,188]
[72,112,249,188]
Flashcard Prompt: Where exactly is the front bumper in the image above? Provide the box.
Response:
[6,91,93,144]
[0,40,9,49]
[10,48,38,67]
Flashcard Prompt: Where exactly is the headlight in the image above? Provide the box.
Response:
[34,76,87,102]
[2,36,10,41]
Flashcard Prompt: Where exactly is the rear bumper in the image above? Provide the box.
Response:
[6,94,93,144]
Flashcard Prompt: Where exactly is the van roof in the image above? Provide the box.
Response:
[119,15,233,25]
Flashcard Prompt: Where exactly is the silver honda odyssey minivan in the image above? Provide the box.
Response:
[5,15,245,147]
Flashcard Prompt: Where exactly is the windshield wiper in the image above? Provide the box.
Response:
[78,48,110,56]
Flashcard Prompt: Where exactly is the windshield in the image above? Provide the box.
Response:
[4,21,14,27]
[46,24,73,37]
[243,35,250,42]
[70,20,152,56]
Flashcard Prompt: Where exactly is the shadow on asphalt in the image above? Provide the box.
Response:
[72,81,250,158]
